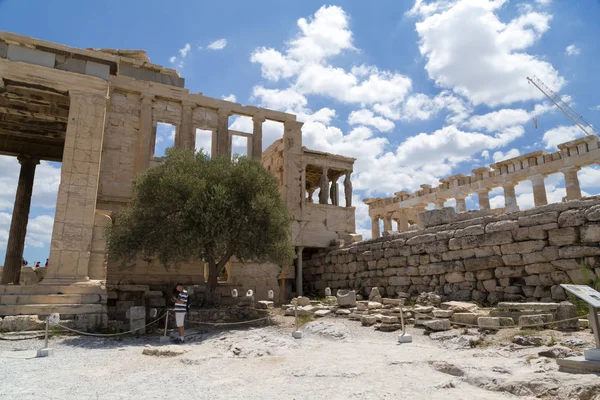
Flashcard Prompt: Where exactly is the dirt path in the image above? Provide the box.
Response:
[0,317,598,400]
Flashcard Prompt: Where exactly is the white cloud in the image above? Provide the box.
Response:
[492,148,520,162]
[565,44,580,56]
[0,157,61,211]
[169,56,176,63]
[465,103,552,132]
[252,86,308,110]
[481,150,490,159]
[591,105,600,111]
[347,109,395,132]
[207,39,227,50]
[222,94,237,102]
[179,43,191,58]
[412,0,564,107]
[542,125,584,149]
[0,213,54,252]
[379,91,471,122]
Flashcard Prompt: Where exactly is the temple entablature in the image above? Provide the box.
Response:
[365,135,600,237]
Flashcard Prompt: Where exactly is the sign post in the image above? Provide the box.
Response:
[560,284,600,365]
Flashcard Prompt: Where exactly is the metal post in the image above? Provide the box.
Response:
[398,305,412,344]
[44,318,49,349]
[159,310,170,344]
[295,303,298,331]
[292,302,302,339]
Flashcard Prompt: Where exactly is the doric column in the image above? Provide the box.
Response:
[134,94,154,175]
[561,167,582,201]
[371,217,381,239]
[43,90,108,284]
[530,174,548,207]
[1,156,39,284]
[252,114,265,162]
[216,108,232,158]
[383,214,393,233]
[433,199,446,209]
[455,195,467,213]
[398,211,409,232]
[502,183,519,212]
[178,100,196,150]
[296,247,304,297]
[477,188,491,210]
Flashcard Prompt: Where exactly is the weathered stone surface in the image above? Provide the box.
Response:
[336,290,356,308]
[485,220,518,233]
[502,254,523,266]
[441,301,478,313]
[256,301,274,309]
[501,240,545,255]
[422,319,451,331]
[464,256,503,272]
[361,315,377,326]
[524,263,555,275]
[495,266,524,279]
[518,212,558,227]
[0,315,42,332]
[381,315,398,323]
[497,302,559,311]
[295,297,311,306]
[513,335,543,346]
[548,227,579,246]
[336,309,351,315]
[558,246,600,258]
[555,302,578,330]
[314,309,332,317]
[478,317,500,329]
[580,225,600,243]
[369,287,383,303]
[433,309,454,318]
[451,313,479,325]
[558,209,586,227]
[585,205,600,221]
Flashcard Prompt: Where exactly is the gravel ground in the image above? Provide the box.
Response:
[1,316,599,400]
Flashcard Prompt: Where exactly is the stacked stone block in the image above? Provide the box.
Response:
[304,198,600,303]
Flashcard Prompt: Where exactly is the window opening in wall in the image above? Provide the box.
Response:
[154,122,176,158]
[195,129,213,158]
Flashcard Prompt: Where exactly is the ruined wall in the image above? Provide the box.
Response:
[228,260,280,301]
[303,197,600,303]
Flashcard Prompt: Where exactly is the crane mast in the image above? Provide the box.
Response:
[526,75,599,136]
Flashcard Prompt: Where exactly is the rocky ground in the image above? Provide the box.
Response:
[1,314,599,400]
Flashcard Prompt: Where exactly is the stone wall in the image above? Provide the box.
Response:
[303,197,600,303]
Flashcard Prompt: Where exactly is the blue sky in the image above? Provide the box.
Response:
[1,0,600,265]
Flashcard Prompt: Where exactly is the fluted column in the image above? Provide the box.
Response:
[383,214,393,233]
[178,100,196,150]
[433,199,446,209]
[502,183,519,212]
[371,217,381,239]
[134,94,154,174]
[1,157,39,284]
[216,108,232,158]
[455,195,467,213]
[561,167,582,201]
[477,189,491,210]
[252,114,265,161]
[530,174,548,207]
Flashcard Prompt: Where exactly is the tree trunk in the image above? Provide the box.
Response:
[205,259,218,305]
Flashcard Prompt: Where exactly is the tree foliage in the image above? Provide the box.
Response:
[106,148,295,302]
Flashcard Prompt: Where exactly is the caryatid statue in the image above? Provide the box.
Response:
[318,168,329,204]
[344,172,353,207]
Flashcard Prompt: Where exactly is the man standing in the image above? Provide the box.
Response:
[172,282,188,344]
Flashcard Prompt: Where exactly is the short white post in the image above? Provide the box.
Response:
[292,300,303,339]
[398,305,412,344]
[36,317,53,357]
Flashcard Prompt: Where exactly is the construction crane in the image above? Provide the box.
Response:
[527,75,599,136]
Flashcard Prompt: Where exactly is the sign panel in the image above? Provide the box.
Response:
[561,284,600,308]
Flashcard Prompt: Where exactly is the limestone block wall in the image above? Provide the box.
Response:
[107,258,205,286]
[303,197,600,303]
[228,260,281,301]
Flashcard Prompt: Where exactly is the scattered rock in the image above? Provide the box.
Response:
[416,292,442,307]
[314,310,331,318]
[423,319,451,331]
[538,346,579,359]
[518,315,545,327]
[413,305,434,313]
[555,301,578,330]
[375,323,401,332]
[431,361,465,377]
[440,301,478,313]
[380,315,398,324]
[142,346,186,357]
[336,290,357,308]
[477,317,500,329]
[432,309,454,318]
[562,338,586,347]
[369,287,383,303]
[451,313,479,326]
[256,301,273,309]
[0,315,43,332]
[323,296,338,305]
[335,309,351,316]
[361,315,377,326]
[295,297,311,307]
[512,336,543,346]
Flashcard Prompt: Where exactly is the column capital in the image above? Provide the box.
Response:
[17,156,40,166]
[217,108,233,117]
[454,193,467,200]
[502,182,517,189]
[140,94,155,104]
[476,187,491,194]
[529,174,547,183]
[560,166,581,174]
[252,114,266,123]
[182,100,197,110]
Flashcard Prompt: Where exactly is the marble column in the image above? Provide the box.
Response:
[398,211,409,232]
[343,172,353,207]
[561,167,582,201]
[216,108,232,158]
[371,217,381,239]
[455,195,467,213]
[296,247,304,297]
[383,214,393,233]
[43,90,108,285]
[134,94,154,175]
[502,183,519,213]
[252,114,265,162]
[433,199,446,210]
[530,175,548,207]
[477,189,491,210]
[1,156,39,284]
[178,100,196,150]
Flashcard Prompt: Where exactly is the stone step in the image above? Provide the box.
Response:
[0,303,107,316]
[0,293,106,306]
[0,284,105,295]
[496,302,560,311]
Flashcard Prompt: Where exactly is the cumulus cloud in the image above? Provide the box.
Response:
[565,44,580,56]
[542,125,584,149]
[207,39,227,50]
[347,109,395,132]
[492,148,521,162]
[0,213,54,251]
[222,94,237,102]
[179,43,191,58]
[411,0,564,107]
[465,103,552,132]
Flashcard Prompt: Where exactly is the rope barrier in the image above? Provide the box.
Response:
[424,315,584,330]
[53,314,166,337]
[186,316,271,327]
